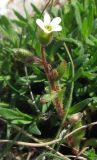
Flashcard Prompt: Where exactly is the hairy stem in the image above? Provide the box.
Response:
[41,46,51,83]
[41,46,64,118]
[52,42,75,149]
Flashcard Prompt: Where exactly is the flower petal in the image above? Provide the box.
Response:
[51,17,61,27]
[36,19,45,30]
[44,12,51,25]
[36,19,51,33]
[52,25,62,32]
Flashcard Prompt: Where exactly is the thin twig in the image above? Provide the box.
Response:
[0,118,67,159]
[0,141,69,160]
[0,121,97,147]
[24,66,40,112]
[74,147,89,160]
[36,152,70,160]
[66,155,87,160]
[26,151,34,160]
[41,0,53,15]
[0,140,52,147]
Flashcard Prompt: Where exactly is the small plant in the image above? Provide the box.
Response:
[0,0,97,159]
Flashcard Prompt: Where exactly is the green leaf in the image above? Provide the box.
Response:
[42,103,51,113]
[29,122,41,135]
[72,1,82,30]
[87,3,94,34]
[75,67,96,80]
[48,41,62,61]
[31,3,41,15]
[51,7,59,16]
[57,61,67,78]
[84,148,97,160]
[85,38,95,46]
[13,10,27,22]
[81,17,89,39]
[69,98,92,114]
[63,63,71,80]
[72,120,85,149]
[13,48,33,61]
[84,138,97,148]
[58,89,65,105]
[11,119,32,124]
[0,75,10,81]
[0,107,32,123]
[0,16,19,45]
[0,102,9,108]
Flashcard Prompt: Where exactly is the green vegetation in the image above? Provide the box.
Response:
[0,0,97,159]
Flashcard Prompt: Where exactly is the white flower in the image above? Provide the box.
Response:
[0,0,9,15]
[36,12,62,33]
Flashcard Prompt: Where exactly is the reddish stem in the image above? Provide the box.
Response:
[55,97,64,118]
[41,46,64,119]
[41,47,51,83]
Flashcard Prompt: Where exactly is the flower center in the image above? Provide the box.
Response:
[45,25,52,31]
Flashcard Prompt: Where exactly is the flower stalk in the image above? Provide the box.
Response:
[52,42,75,150]
[36,13,64,118]
[41,46,64,119]
[41,46,51,82]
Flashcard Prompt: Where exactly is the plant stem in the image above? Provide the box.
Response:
[58,42,75,133]
[36,152,69,160]
[41,46,64,118]
[66,155,87,160]
[52,42,75,149]
[41,46,51,83]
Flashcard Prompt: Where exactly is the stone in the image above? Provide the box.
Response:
[0,0,67,19]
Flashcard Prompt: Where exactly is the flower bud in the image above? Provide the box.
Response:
[37,28,53,46]
[14,48,33,63]
[40,97,48,104]
[69,113,83,123]
[51,69,59,80]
